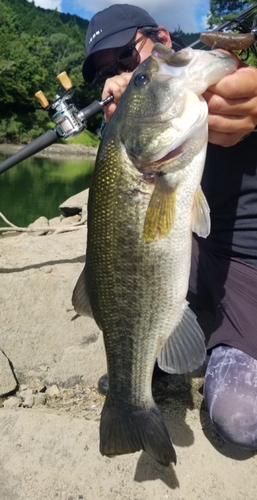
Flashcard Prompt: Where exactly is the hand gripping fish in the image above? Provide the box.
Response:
[72,45,238,466]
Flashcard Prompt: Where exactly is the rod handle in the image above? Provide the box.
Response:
[57,71,73,90]
[35,90,49,109]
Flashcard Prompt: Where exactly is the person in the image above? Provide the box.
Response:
[82,4,257,450]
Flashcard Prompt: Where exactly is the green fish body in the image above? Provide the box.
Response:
[73,45,238,466]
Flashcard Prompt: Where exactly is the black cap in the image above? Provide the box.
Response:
[82,4,158,82]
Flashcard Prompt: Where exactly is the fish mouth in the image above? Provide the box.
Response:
[150,143,185,165]
[139,92,208,167]
[137,142,186,173]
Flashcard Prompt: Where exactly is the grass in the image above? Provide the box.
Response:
[65,130,100,147]
[46,121,100,148]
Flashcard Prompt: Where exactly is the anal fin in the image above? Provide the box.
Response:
[72,266,93,317]
[157,303,206,374]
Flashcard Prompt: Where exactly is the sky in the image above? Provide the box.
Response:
[27,0,210,33]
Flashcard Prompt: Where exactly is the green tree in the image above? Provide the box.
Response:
[0,0,100,143]
[207,1,257,66]
[208,1,256,27]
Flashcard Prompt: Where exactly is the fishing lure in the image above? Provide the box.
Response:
[191,4,257,61]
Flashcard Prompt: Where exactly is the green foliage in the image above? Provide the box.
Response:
[207,1,257,66]
[1,0,256,145]
[208,1,256,27]
[208,1,250,27]
[179,32,201,46]
[246,52,257,67]
[67,130,100,147]
[0,0,100,143]
[0,109,50,143]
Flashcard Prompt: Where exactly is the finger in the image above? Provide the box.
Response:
[204,90,257,117]
[102,79,124,103]
[104,102,118,122]
[208,113,256,135]
[208,130,244,147]
[101,73,132,102]
[102,73,132,122]
[207,66,257,99]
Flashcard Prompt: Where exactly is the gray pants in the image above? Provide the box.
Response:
[204,345,257,449]
[189,237,257,449]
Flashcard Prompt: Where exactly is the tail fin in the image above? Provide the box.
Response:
[100,397,176,466]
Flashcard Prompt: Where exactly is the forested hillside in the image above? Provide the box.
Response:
[1,0,255,144]
[0,0,201,144]
[0,0,100,143]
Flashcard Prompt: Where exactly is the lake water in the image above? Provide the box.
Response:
[0,151,95,227]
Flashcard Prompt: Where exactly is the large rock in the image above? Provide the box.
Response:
[0,229,106,387]
[59,189,89,216]
[0,349,17,396]
[28,216,49,236]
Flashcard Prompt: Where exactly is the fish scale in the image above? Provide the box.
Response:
[90,145,162,405]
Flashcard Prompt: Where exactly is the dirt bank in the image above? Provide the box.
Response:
[0,142,98,161]
[0,228,256,500]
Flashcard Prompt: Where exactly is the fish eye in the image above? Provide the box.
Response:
[134,73,150,87]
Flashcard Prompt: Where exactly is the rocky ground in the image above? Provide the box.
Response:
[0,180,257,500]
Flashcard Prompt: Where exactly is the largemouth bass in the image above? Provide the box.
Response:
[73,45,238,466]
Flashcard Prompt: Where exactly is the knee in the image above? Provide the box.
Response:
[204,381,257,449]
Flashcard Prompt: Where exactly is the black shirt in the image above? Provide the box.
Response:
[201,131,257,264]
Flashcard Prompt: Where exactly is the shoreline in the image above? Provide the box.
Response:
[0,142,98,160]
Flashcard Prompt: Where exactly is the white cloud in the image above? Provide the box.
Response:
[201,15,209,31]
[72,0,209,33]
[27,0,62,11]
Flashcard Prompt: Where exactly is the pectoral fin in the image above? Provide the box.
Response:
[191,185,210,238]
[143,176,176,243]
[157,303,206,374]
[72,266,93,318]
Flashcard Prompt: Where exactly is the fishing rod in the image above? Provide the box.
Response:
[0,72,114,175]
[0,4,256,175]
[189,2,257,49]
